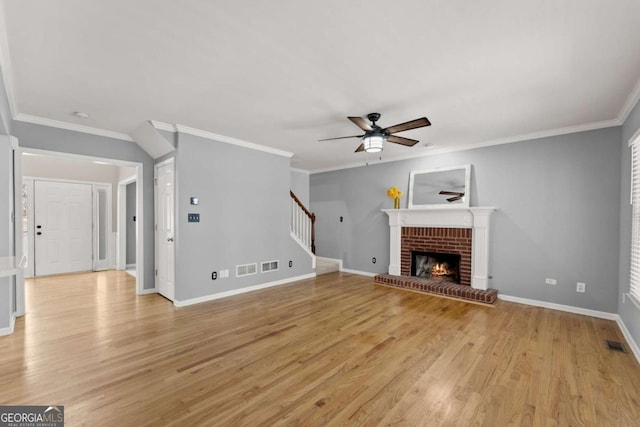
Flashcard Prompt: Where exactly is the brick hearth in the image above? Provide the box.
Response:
[374,273,498,304]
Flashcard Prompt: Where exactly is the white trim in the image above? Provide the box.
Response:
[309,119,620,174]
[14,113,134,142]
[126,263,136,269]
[175,124,294,158]
[339,268,377,277]
[154,157,175,168]
[616,317,640,365]
[19,147,145,295]
[619,75,640,124]
[150,120,177,133]
[498,294,618,320]
[628,127,640,147]
[0,314,15,337]
[173,273,316,307]
[139,287,158,295]
[290,167,311,175]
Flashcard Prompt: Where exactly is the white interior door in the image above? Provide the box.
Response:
[34,180,93,276]
[156,161,175,301]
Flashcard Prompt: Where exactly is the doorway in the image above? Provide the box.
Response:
[14,148,145,316]
[155,158,175,301]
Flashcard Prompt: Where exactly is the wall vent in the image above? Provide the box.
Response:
[236,263,257,277]
[261,260,279,273]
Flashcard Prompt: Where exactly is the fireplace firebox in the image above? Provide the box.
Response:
[411,251,461,283]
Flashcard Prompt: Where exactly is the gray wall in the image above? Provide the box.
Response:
[12,121,156,290]
[174,132,313,301]
[126,182,136,265]
[311,127,622,313]
[290,169,310,207]
[619,100,640,346]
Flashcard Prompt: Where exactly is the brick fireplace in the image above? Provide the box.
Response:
[401,227,472,285]
[376,207,498,304]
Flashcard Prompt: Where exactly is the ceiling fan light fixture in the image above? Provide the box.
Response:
[363,134,384,153]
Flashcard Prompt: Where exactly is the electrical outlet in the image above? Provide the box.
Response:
[545,278,557,285]
[211,271,217,280]
[372,257,376,264]
[576,282,586,293]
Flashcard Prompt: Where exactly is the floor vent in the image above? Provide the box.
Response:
[605,340,626,353]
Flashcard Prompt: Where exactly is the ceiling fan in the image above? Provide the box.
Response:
[439,190,465,203]
[319,112,431,153]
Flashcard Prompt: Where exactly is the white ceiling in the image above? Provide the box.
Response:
[2,0,640,171]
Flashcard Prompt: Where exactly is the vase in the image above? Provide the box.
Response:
[394,198,400,209]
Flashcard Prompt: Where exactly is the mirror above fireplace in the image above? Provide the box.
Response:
[408,164,471,208]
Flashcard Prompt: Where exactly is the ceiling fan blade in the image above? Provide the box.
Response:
[387,134,419,147]
[318,134,364,141]
[348,116,373,131]
[384,117,431,134]
[355,143,365,153]
[439,191,465,196]
[447,196,462,202]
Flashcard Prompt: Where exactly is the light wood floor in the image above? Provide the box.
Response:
[1,271,639,426]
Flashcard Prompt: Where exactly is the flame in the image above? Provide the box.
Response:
[431,262,455,276]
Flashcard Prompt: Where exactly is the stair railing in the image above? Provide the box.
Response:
[290,190,316,254]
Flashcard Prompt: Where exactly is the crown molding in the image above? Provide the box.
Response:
[309,118,621,174]
[149,120,177,132]
[175,124,294,158]
[290,167,310,174]
[14,113,134,142]
[618,75,640,124]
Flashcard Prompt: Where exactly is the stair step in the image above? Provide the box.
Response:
[315,259,340,276]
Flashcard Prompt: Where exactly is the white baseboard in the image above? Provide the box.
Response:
[498,294,618,320]
[138,287,157,295]
[173,273,317,308]
[616,317,640,365]
[126,264,136,269]
[0,314,16,337]
[340,268,377,277]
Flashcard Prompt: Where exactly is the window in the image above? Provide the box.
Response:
[630,140,640,302]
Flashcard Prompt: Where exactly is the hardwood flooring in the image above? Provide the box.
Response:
[1,270,639,426]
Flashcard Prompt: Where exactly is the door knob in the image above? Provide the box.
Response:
[167,237,174,242]
[36,232,42,235]
[37,225,42,229]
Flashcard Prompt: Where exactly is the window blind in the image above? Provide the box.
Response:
[630,141,640,302]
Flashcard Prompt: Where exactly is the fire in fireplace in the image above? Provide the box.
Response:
[411,251,461,283]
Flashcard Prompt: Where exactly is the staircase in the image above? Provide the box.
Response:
[315,258,340,275]
[290,191,315,256]
[290,191,342,276]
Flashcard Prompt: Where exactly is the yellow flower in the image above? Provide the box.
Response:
[386,186,403,199]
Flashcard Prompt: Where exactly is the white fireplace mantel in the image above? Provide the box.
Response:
[383,207,497,290]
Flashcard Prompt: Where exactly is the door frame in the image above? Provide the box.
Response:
[14,147,145,316]
[116,174,136,271]
[154,157,175,300]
